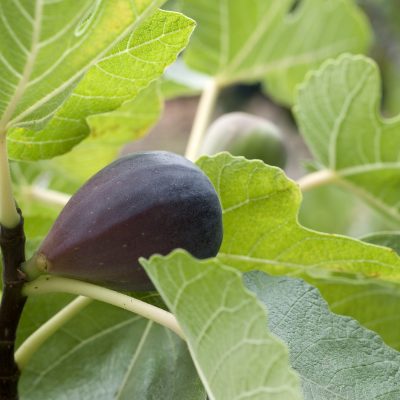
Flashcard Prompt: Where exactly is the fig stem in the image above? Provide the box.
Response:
[0,136,20,229]
[15,296,92,370]
[20,256,43,281]
[22,276,185,339]
[22,186,71,208]
[297,169,338,192]
[185,79,220,161]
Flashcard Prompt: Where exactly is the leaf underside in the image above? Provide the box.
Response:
[295,55,400,224]
[245,271,400,400]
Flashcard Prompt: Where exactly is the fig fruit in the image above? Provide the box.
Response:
[200,112,287,168]
[25,151,223,291]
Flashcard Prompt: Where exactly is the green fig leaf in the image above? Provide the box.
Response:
[0,0,163,131]
[181,0,370,104]
[197,153,400,284]
[1,0,143,129]
[141,250,303,400]
[295,55,400,223]
[18,294,204,400]
[244,271,400,400]
[2,3,195,160]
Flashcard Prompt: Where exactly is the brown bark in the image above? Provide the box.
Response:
[0,213,26,400]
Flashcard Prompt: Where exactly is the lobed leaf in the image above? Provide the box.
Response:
[142,250,303,400]
[294,55,400,223]
[197,153,400,284]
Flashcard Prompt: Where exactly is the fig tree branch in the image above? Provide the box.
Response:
[23,276,185,340]
[185,79,220,161]
[0,212,26,400]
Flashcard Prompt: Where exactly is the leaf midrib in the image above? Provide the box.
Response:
[338,162,400,176]
[0,0,43,134]
[114,320,154,399]
[328,68,374,169]
[221,1,283,78]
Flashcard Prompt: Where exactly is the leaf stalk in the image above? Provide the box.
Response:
[185,79,220,161]
[0,138,19,229]
[297,169,338,192]
[15,296,92,370]
[22,186,71,208]
[22,276,184,340]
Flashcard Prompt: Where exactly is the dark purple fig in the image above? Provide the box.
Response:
[24,151,223,291]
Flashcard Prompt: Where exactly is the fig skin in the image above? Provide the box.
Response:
[201,112,287,168]
[28,151,223,291]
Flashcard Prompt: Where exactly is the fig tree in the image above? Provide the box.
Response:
[24,151,223,291]
[200,112,287,168]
